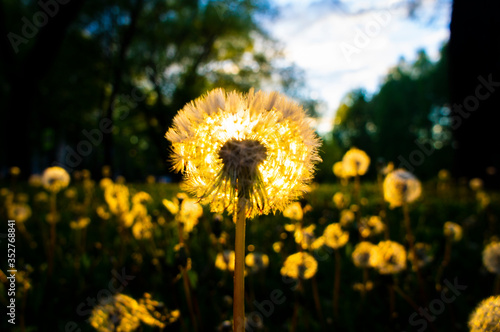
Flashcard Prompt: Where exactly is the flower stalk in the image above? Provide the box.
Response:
[233,196,247,332]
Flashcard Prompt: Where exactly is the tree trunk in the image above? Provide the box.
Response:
[449,0,500,188]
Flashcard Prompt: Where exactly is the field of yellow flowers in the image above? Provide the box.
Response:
[1,160,499,332]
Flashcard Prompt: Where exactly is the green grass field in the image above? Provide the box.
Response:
[1,177,499,332]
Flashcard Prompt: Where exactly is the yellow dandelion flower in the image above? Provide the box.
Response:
[443,222,462,242]
[342,148,370,177]
[468,295,500,332]
[352,241,376,268]
[383,169,422,208]
[42,166,70,193]
[408,242,433,270]
[283,202,303,221]
[340,209,355,227]
[7,203,31,223]
[323,223,349,249]
[165,88,321,218]
[358,216,385,238]
[482,242,500,274]
[280,252,318,279]
[70,217,91,230]
[215,250,235,271]
[245,252,269,272]
[370,240,407,274]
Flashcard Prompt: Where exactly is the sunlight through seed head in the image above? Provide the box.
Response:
[165,88,321,218]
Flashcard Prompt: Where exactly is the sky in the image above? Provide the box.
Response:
[262,0,452,134]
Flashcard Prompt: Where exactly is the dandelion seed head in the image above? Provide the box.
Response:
[370,240,407,274]
[468,295,500,332]
[323,223,349,249]
[383,169,422,208]
[280,252,318,279]
[165,88,321,218]
[42,166,70,193]
[352,241,376,268]
[342,148,370,177]
[358,216,385,238]
[483,242,500,275]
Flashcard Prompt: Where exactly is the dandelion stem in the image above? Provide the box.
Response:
[393,285,438,332]
[354,174,360,205]
[233,197,247,332]
[362,267,369,302]
[312,276,325,329]
[48,193,57,277]
[181,267,198,332]
[403,203,427,304]
[435,238,452,291]
[333,249,341,319]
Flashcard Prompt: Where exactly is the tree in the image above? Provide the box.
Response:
[449,0,500,187]
[0,0,316,179]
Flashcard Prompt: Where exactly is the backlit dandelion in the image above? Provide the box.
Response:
[165,88,321,217]
[383,169,422,208]
[358,216,385,238]
[89,293,169,332]
[340,209,355,228]
[323,223,349,249]
[283,202,303,221]
[352,241,376,268]
[166,88,321,331]
[483,242,500,275]
[42,166,70,193]
[468,295,500,332]
[280,252,318,280]
[215,250,236,272]
[342,148,370,177]
[370,241,407,274]
[245,252,269,273]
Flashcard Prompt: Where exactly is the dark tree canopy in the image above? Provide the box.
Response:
[0,0,316,180]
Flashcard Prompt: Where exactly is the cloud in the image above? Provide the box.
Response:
[264,0,451,134]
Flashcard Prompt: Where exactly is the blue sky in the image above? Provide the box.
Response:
[262,0,451,134]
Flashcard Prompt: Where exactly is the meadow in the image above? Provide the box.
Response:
[1,166,499,332]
